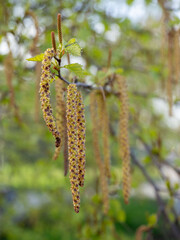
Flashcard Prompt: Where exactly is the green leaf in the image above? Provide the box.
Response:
[145,0,152,4]
[65,39,81,56]
[62,63,89,78]
[115,68,124,74]
[127,0,134,5]
[147,214,157,227]
[26,53,44,62]
[67,38,76,44]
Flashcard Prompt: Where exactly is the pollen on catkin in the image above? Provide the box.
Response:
[39,48,61,148]
[53,79,66,160]
[117,76,131,204]
[90,91,109,214]
[76,91,86,187]
[66,84,80,213]
[97,93,111,178]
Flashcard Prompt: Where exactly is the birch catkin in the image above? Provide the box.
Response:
[4,52,15,109]
[97,93,111,178]
[167,30,174,116]
[39,48,61,148]
[117,76,131,204]
[53,79,66,160]
[4,51,21,122]
[66,84,80,213]
[90,91,109,214]
[63,112,69,176]
[76,91,86,187]
[174,30,180,85]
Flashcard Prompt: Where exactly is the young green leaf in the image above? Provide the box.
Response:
[67,38,76,44]
[65,39,81,56]
[26,53,44,62]
[62,63,89,78]
[147,214,157,227]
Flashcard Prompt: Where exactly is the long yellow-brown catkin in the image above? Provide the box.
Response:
[66,84,80,213]
[39,48,61,148]
[96,93,111,178]
[76,91,86,187]
[4,51,21,122]
[63,112,69,176]
[174,30,180,85]
[117,76,131,204]
[96,93,104,131]
[167,30,174,116]
[90,91,109,214]
[53,79,66,160]
[4,52,15,109]
[160,13,168,63]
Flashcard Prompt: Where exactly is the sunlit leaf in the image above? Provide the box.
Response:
[67,38,76,44]
[62,63,89,78]
[147,214,157,227]
[65,39,81,56]
[26,53,44,62]
[126,0,134,5]
[115,68,124,74]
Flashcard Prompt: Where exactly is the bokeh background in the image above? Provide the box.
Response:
[0,0,180,239]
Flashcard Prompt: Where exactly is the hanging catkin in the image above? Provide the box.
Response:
[4,51,21,122]
[167,30,174,116]
[117,76,131,204]
[90,91,109,214]
[53,79,66,160]
[174,30,180,85]
[160,14,167,63]
[76,91,86,187]
[4,52,15,109]
[66,84,80,213]
[39,48,61,148]
[63,111,69,176]
[96,93,111,178]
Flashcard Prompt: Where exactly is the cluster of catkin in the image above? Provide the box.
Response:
[90,91,110,214]
[90,77,131,210]
[39,49,86,213]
